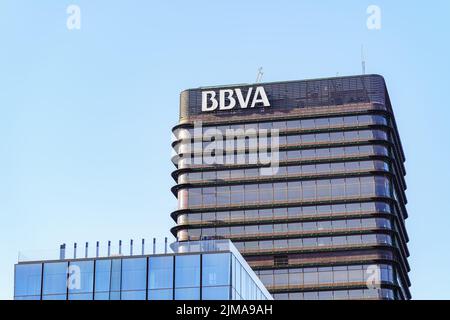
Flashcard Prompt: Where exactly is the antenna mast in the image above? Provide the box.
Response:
[361,45,366,75]
[255,67,264,83]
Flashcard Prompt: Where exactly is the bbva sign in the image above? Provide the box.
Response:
[201,86,270,112]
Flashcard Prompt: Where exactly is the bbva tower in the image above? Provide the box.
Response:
[170,75,411,300]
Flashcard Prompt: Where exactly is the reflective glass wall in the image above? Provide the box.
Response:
[14,251,271,300]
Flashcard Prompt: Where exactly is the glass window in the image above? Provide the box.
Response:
[315,118,329,128]
[316,148,329,158]
[245,225,258,235]
[175,287,200,300]
[344,116,358,125]
[334,290,349,300]
[330,179,344,199]
[202,286,230,300]
[288,269,302,286]
[217,170,230,180]
[344,131,358,140]
[121,258,146,299]
[148,289,173,300]
[259,122,272,130]
[274,183,287,201]
[330,132,344,142]
[315,133,329,143]
[259,271,274,287]
[302,134,315,143]
[189,172,202,181]
[68,260,94,300]
[317,180,331,198]
[302,181,316,200]
[348,268,363,282]
[303,238,317,248]
[330,162,345,173]
[106,259,122,300]
[67,293,93,300]
[274,270,289,287]
[202,253,231,287]
[334,269,349,284]
[303,270,318,285]
[271,208,285,218]
[274,239,287,249]
[232,257,241,293]
[14,263,42,299]
[174,254,200,299]
[317,205,331,216]
[149,256,173,292]
[245,168,259,177]
[318,291,333,300]
[301,119,315,129]
[203,171,216,180]
[42,262,68,300]
[288,207,301,218]
[119,290,144,300]
[273,121,286,130]
[330,117,343,127]
[318,268,333,285]
[286,135,300,145]
[302,149,315,159]
[175,255,200,288]
[302,206,316,216]
[42,294,67,300]
[259,209,273,219]
[94,260,111,300]
[287,120,300,129]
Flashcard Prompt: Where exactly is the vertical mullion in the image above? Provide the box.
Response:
[172,255,176,300]
[66,261,69,300]
[40,263,44,300]
[92,260,96,300]
[199,254,203,300]
[229,253,232,300]
[145,257,149,300]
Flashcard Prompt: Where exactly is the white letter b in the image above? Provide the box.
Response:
[202,91,218,112]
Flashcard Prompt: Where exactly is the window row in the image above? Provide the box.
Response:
[272,288,395,300]
[178,177,392,208]
[174,115,389,139]
[177,218,392,240]
[176,130,389,155]
[177,145,389,169]
[176,202,391,225]
[231,234,393,253]
[179,160,389,183]
[256,264,394,287]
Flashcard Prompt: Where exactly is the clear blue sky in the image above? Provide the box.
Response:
[1,0,449,300]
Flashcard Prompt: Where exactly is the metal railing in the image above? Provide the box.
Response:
[18,237,172,263]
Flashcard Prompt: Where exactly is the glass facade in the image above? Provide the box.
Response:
[174,254,200,299]
[42,262,68,300]
[171,75,411,300]
[14,240,272,300]
[148,256,173,300]
[68,260,94,300]
[14,264,42,300]
[94,259,113,300]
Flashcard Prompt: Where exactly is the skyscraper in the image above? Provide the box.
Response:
[171,75,411,300]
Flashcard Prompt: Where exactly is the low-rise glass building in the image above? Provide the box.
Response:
[14,240,272,300]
